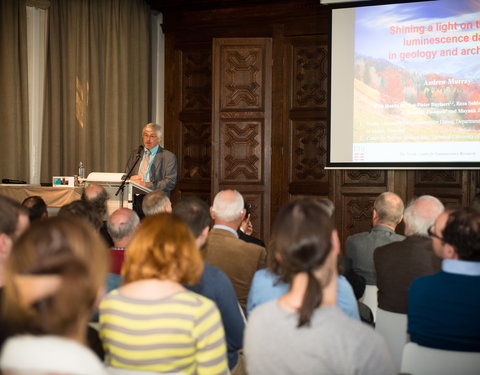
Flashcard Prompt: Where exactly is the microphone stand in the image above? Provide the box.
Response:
[115,152,142,196]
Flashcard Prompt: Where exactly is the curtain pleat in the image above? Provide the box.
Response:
[41,0,150,181]
[0,0,30,182]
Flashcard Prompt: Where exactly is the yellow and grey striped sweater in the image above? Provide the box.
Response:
[99,289,228,374]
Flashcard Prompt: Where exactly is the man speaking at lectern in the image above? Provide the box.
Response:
[125,123,177,196]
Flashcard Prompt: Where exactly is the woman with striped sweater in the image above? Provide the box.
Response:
[99,213,228,375]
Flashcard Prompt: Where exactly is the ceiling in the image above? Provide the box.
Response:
[146,0,305,12]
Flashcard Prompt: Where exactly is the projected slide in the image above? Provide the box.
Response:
[330,0,480,166]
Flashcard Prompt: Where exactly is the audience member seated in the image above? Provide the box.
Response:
[99,213,228,374]
[0,196,19,288]
[247,266,360,320]
[21,195,48,222]
[244,199,395,375]
[142,190,172,216]
[346,192,405,286]
[375,195,443,314]
[237,201,265,247]
[6,198,30,241]
[247,199,360,320]
[58,200,103,232]
[173,197,245,371]
[0,217,109,375]
[0,196,28,348]
[82,184,114,246]
[203,190,266,312]
[105,208,140,292]
[408,208,480,352]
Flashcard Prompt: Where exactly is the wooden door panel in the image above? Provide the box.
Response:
[213,38,272,241]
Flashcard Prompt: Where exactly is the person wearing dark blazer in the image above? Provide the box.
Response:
[125,122,177,195]
[374,195,444,314]
[203,190,267,312]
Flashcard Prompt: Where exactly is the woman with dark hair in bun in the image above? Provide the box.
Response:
[244,199,395,375]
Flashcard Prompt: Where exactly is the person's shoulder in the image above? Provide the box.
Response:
[248,299,278,320]
[251,269,283,290]
[203,263,230,283]
[409,272,440,294]
[391,232,406,241]
[100,288,121,304]
[374,237,404,254]
[160,147,176,158]
[253,268,275,281]
[242,239,266,253]
[220,231,265,252]
[209,227,234,238]
[347,231,369,243]
[346,232,370,253]
[176,289,218,309]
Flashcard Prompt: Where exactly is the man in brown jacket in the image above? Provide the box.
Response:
[203,190,266,312]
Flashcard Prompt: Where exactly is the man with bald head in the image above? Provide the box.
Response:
[82,184,108,217]
[346,191,405,286]
[107,208,140,277]
[374,195,444,314]
[203,190,266,312]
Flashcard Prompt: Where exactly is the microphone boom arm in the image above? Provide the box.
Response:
[115,150,142,196]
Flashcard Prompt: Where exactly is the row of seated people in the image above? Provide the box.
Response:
[345,191,480,371]
[0,189,479,374]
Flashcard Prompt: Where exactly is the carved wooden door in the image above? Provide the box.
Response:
[212,38,272,241]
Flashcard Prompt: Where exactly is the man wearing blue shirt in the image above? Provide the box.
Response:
[125,123,177,195]
[408,208,480,352]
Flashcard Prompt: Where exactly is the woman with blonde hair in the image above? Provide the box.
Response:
[99,213,228,375]
[244,199,395,375]
[0,216,110,375]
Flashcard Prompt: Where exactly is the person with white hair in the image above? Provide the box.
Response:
[141,190,172,216]
[203,190,266,312]
[125,122,177,195]
[374,195,444,314]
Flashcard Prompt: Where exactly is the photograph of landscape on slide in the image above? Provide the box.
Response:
[354,0,480,145]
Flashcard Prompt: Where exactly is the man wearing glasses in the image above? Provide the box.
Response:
[125,122,177,196]
[408,208,480,352]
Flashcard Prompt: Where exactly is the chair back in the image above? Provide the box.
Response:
[401,342,480,375]
[360,284,378,321]
[375,308,407,372]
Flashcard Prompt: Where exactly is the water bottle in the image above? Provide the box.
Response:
[78,161,86,180]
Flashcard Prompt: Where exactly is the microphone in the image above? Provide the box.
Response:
[116,145,144,196]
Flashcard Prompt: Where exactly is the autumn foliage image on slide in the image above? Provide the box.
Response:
[353,0,480,144]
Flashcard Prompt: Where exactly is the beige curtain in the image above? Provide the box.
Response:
[41,0,150,181]
[0,0,30,182]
